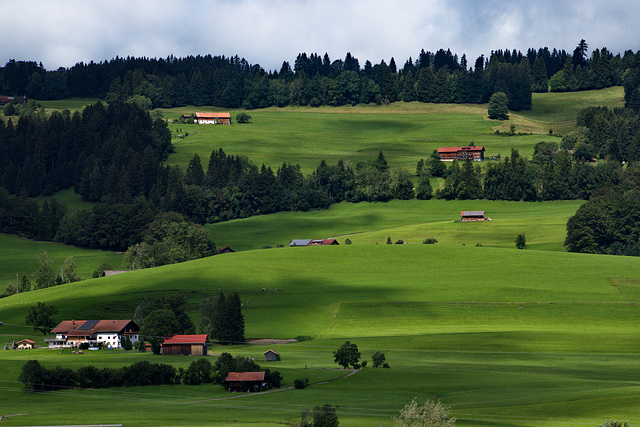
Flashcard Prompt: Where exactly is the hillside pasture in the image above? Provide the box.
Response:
[0,234,123,287]
[207,199,584,251]
[2,245,640,425]
[163,87,623,174]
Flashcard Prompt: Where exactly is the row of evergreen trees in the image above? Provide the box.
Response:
[2,41,638,109]
[0,101,172,199]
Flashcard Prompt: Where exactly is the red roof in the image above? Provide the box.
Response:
[53,320,138,336]
[17,339,35,344]
[163,334,208,345]
[438,146,485,153]
[52,320,87,334]
[195,112,231,119]
[225,371,265,382]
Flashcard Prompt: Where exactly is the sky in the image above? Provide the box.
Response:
[2,0,639,71]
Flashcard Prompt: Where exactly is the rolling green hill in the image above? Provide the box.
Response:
[207,199,584,251]
[2,244,640,426]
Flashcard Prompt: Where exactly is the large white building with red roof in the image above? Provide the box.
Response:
[46,320,139,349]
[437,145,485,161]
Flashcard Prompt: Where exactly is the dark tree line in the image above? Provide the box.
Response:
[19,357,282,392]
[0,101,172,199]
[2,41,636,109]
[563,77,640,255]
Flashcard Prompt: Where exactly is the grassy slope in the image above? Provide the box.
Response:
[207,199,583,251]
[163,87,624,174]
[2,245,640,426]
[0,234,124,285]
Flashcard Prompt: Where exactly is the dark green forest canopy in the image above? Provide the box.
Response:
[1,42,638,109]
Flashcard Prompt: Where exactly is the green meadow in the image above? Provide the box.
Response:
[207,199,584,251]
[0,234,123,287]
[162,87,623,174]
[2,244,640,426]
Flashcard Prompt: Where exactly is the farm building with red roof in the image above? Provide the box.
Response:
[195,112,231,125]
[161,334,208,356]
[46,319,139,349]
[438,145,485,161]
[225,371,266,392]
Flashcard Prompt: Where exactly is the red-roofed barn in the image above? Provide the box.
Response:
[195,112,231,125]
[225,371,266,392]
[161,334,208,356]
[438,146,485,161]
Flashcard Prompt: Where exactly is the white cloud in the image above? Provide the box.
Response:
[0,0,638,71]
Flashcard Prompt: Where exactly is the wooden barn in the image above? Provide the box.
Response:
[225,371,266,392]
[460,211,486,222]
[263,349,279,361]
[195,112,231,125]
[161,334,208,356]
[438,146,485,161]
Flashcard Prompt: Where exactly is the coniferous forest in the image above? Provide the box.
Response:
[1,41,638,110]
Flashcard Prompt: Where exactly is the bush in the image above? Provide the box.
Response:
[372,351,386,368]
[122,336,133,350]
[423,238,438,244]
[294,378,309,389]
[344,238,352,245]
[395,240,405,244]
[236,112,252,123]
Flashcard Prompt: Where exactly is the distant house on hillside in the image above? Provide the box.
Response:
[289,238,339,247]
[161,334,207,356]
[218,246,235,254]
[16,339,35,349]
[225,371,266,392]
[460,211,487,222]
[46,320,139,349]
[438,145,485,161]
[195,112,231,125]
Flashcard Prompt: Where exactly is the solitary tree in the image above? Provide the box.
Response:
[515,233,528,249]
[488,92,509,120]
[333,341,361,369]
[393,398,456,426]
[25,302,58,335]
[372,351,386,368]
[309,404,339,427]
[33,252,56,289]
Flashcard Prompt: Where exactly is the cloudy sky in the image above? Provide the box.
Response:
[2,0,639,71]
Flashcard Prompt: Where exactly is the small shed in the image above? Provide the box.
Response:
[225,371,266,392]
[161,334,208,356]
[218,246,235,254]
[263,349,279,361]
[460,211,486,222]
[16,339,35,349]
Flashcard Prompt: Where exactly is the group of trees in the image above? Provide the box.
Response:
[198,291,245,345]
[563,74,640,256]
[3,253,81,298]
[0,101,171,200]
[135,294,196,353]
[333,341,390,369]
[2,42,636,110]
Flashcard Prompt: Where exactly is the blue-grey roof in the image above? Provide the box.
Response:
[289,239,313,246]
[77,320,99,330]
[461,211,485,216]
